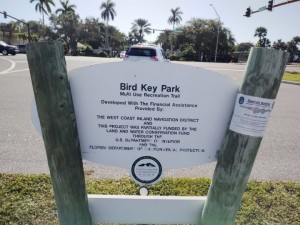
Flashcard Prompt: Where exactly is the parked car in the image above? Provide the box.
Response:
[17,44,26,53]
[123,43,169,62]
[119,50,126,58]
[0,41,19,55]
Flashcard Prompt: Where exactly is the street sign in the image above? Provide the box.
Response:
[258,6,267,11]
[173,29,183,33]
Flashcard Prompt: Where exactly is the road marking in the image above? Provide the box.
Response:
[204,67,245,72]
[0,58,16,74]
[14,61,28,63]
[3,69,29,74]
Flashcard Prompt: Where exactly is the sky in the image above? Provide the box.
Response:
[1,0,300,44]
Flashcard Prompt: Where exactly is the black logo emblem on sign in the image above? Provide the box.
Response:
[131,156,162,185]
[138,163,155,167]
[239,96,244,104]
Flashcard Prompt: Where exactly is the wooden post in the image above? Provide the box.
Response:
[201,48,289,224]
[26,42,92,225]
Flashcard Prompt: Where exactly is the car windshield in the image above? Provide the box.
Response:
[127,48,156,57]
[0,41,8,46]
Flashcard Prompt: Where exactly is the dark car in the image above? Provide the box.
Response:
[17,44,26,54]
[0,41,19,55]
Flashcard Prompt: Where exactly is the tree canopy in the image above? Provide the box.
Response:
[168,7,183,31]
[100,0,117,24]
[55,0,76,15]
[100,0,117,49]
[254,26,271,47]
[2,1,299,62]
[131,18,152,43]
[30,0,55,25]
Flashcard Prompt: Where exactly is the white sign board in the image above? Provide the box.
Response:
[69,61,238,172]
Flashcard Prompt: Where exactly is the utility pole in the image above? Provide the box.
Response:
[1,11,31,42]
[210,4,220,63]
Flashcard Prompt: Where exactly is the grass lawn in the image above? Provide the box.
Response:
[1,173,300,224]
[283,71,300,82]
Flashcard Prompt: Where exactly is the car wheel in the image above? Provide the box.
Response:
[2,50,8,55]
[12,52,16,56]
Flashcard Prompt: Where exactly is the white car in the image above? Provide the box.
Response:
[119,50,126,58]
[123,44,169,62]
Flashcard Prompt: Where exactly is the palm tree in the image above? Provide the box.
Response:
[100,0,117,49]
[254,27,270,47]
[168,7,183,31]
[254,27,267,40]
[131,18,151,43]
[30,0,55,25]
[55,0,76,15]
[167,7,182,52]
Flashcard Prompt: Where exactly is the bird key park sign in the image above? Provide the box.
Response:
[68,61,238,184]
[27,42,288,225]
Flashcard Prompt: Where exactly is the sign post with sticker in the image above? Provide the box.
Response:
[201,48,289,224]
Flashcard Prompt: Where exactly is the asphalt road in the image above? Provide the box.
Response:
[0,54,299,181]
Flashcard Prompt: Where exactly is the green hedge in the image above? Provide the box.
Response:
[1,173,300,224]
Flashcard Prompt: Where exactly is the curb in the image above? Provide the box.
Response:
[282,80,300,86]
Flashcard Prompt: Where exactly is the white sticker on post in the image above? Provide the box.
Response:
[229,94,275,137]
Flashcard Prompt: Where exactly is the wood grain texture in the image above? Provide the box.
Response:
[201,48,289,225]
[26,41,92,225]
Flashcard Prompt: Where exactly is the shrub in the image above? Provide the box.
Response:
[77,45,94,56]
[98,51,108,58]
[169,54,179,61]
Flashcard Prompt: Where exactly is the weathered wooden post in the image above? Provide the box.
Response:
[26,41,92,225]
[201,48,289,224]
